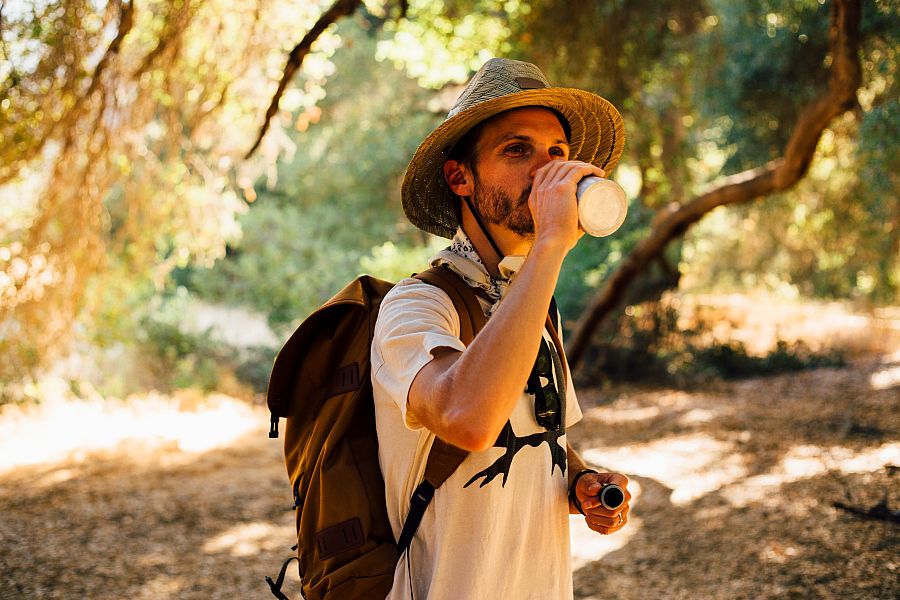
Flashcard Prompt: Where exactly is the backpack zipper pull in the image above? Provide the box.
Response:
[269,413,280,438]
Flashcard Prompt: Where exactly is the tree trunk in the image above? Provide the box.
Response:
[566,0,863,370]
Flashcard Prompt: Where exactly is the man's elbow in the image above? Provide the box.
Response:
[411,366,502,452]
[449,428,497,453]
[438,405,500,452]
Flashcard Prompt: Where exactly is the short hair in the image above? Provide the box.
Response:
[446,121,485,175]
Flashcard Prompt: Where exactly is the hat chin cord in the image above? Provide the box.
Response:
[462,195,506,268]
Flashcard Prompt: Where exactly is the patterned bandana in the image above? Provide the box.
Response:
[429,228,525,312]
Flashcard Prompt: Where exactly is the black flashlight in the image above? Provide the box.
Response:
[598,483,625,510]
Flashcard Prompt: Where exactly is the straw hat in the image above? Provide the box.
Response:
[401,57,626,239]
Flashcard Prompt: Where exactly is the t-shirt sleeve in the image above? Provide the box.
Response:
[372,279,467,430]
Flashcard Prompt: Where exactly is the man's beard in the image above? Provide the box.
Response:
[472,178,534,237]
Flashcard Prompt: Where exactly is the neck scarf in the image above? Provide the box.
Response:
[429,228,525,313]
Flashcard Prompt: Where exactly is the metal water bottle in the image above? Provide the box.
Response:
[576,176,628,237]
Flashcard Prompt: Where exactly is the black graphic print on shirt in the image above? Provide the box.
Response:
[463,337,568,489]
[463,421,567,488]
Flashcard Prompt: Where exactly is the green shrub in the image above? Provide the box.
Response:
[579,298,845,387]
[138,316,226,392]
[232,345,279,395]
[693,339,845,380]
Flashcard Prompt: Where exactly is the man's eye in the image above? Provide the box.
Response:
[550,147,566,157]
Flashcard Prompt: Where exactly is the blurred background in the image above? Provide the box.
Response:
[1,0,897,598]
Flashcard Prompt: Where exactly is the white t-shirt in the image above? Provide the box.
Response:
[372,267,582,599]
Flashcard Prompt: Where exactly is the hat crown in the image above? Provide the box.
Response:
[447,58,551,119]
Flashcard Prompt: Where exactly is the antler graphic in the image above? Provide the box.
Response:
[463,421,567,488]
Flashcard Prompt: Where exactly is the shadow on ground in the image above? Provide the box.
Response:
[0,422,301,599]
[0,355,896,599]
[569,355,899,599]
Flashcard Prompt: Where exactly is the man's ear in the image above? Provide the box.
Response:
[443,160,474,197]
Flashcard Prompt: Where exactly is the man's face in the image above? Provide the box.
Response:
[469,107,570,237]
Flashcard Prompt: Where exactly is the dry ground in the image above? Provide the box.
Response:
[1,297,898,599]
[569,355,899,599]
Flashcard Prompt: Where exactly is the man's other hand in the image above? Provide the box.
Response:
[575,472,631,535]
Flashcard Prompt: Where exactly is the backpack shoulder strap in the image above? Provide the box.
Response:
[544,297,569,385]
[396,266,487,556]
[414,266,488,345]
[549,296,560,332]
[413,265,488,488]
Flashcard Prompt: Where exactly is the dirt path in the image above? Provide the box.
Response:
[1,355,897,599]
[569,354,899,599]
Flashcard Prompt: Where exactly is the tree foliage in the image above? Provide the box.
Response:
[373,0,894,367]
[184,16,442,330]
[0,0,353,381]
[683,0,898,304]
[1,0,897,388]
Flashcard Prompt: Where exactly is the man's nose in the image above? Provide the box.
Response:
[530,150,562,176]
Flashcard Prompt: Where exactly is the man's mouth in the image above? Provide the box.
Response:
[519,186,532,205]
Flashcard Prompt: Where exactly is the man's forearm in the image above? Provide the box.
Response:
[445,240,566,434]
[567,444,590,514]
[409,155,596,451]
[421,239,568,450]
[567,444,590,486]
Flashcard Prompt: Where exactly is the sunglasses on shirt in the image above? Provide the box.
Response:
[526,339,562,432]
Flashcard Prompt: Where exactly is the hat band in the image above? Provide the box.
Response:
[516,77,546,90]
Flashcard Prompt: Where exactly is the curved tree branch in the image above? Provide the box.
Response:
[244,0,362,159]
[80,0,134,104]
[566,0,863,369]
[132,0,197,77]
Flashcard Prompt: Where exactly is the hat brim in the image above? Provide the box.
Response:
[401,88,626,239]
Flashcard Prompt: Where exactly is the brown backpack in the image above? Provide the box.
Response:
[265,267,487,600]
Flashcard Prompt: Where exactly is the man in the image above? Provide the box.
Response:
[372,58,631,599]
